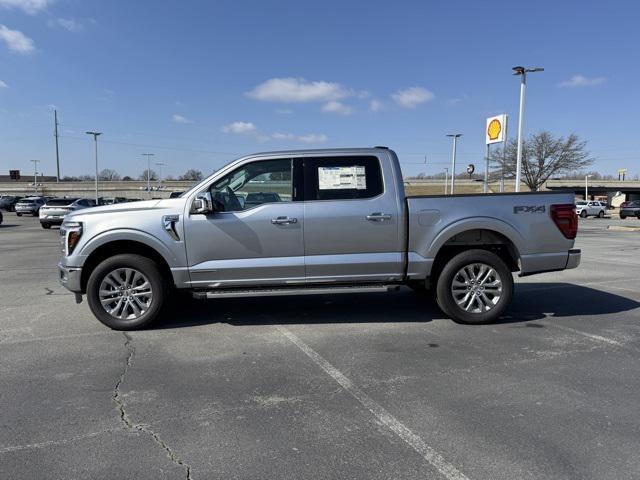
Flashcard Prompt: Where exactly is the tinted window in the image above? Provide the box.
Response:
[47,198,79,206]
[304,156,383,201]
[209,158,293,212]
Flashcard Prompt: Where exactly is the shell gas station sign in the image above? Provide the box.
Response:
[486,114,507,145]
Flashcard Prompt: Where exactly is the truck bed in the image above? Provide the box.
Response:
[404,190,577,278]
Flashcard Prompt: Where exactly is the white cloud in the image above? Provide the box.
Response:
[321,100,353,115]
[0,80,7,88]
[0,24,35,53]
[369,99,384,112]
[0,0,51,14]
[48,17,83,32]
[222,121,256,134]
[247,77,348,103]
[391,86,434,108]
[558,75,606,88]
[272,132,295,140]
[172,114,193,124]
[297,133,328,144]
[223,121,327,144]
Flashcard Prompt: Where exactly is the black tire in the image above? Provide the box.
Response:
[598,210,605,218]
[16,212,22,217]
[620,214,626,220]
[436,249,513,325]
[41,223,51,229]
[86,254,167,330]
[580,210,588,218]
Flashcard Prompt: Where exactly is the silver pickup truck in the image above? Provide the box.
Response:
[58,147,580,330]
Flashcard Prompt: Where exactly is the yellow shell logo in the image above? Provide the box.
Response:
[487,118,502,140]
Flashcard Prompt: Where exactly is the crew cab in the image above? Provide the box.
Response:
[58,147,580,330]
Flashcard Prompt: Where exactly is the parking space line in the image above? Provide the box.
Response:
[275,325,469,480]
[543,323,623,347]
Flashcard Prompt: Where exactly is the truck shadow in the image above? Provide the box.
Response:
[154,283,639,330]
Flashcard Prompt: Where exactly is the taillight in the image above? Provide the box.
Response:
[551,204,578,239]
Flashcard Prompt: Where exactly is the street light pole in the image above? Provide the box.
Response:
[444,167,448,195]
[155,162,165,189]
[446,134,462,194]
[142,153,155,196]
[30,159,40,194]
[585,174,593,201]
[512,66,544,192]
[85,131,102,203]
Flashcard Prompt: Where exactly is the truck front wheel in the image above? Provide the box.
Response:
[86,254,166,330]
[436,249,513,325]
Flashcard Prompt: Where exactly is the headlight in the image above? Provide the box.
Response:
[61,221,83,255]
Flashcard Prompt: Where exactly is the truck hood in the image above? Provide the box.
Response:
[65,198,184,221]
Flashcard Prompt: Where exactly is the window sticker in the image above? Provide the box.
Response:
[318,166,366,190]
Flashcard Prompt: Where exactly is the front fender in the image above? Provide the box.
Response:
[76,228,180,268]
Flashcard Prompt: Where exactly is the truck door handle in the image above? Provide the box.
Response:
[271,216,298,225]
[366,213,392,221]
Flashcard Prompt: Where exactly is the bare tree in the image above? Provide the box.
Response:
[138,169,158,181]
[179,169,203,181]
[98,169,121,181]
[490,132,593,191]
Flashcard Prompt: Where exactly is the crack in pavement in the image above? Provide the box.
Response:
[114,332,194,480]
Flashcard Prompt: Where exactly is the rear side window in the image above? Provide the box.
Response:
[304,156,383,201]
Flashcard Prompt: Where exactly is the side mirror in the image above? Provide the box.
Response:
[192,191,213,214]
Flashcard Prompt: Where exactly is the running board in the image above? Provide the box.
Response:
[192,284,399,300]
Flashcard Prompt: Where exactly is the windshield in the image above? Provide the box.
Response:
[575,201,587,206]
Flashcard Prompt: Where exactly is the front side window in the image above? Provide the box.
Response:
[209,158,292,212]
[304,156,383,201]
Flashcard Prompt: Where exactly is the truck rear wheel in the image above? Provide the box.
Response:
[436,249,513,325]
[86,254,166,330]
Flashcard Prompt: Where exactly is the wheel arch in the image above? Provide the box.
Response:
[428,221,523,282]
[80,239,174,293]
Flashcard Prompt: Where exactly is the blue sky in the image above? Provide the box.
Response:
[0,0,638,179]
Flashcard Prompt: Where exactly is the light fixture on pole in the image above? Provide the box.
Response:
[30,159,40,194]
[446,134,462,194]
[512,66,544,192]
[585,174,593,201]
[142,153,155,196]
[85,131,102,203]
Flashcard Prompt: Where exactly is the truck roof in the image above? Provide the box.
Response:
[245,147,393,157]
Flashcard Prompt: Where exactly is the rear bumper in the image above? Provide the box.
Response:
[58,263,82,293]
[40,218,64,225]
[565,248,581,270]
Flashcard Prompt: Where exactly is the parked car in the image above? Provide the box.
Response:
[619,200,640,219]
[575,201,606,218]
[15,197,46,216]
[58,147,580,330]
[0,195,22,212]
[99,197,128,205]
[169,191,184,198]
[39,198,96,228]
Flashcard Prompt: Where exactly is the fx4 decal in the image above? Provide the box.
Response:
[514,205,546,214]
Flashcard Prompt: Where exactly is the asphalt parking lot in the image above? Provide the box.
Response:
[1,214,639,480]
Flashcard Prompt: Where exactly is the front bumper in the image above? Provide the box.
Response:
[58,263,83,293]
[566,249,581,270]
